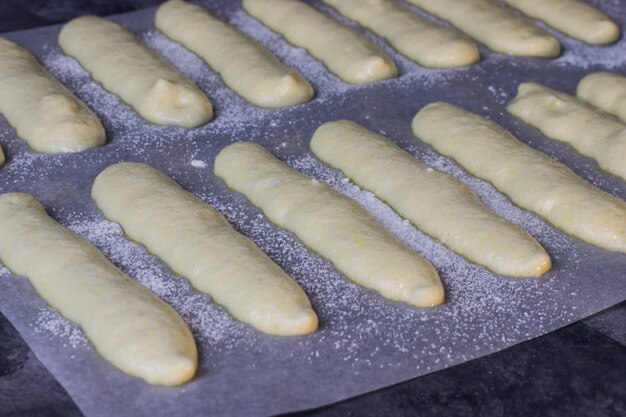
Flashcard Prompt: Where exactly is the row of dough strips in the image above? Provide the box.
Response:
[0,0,620,157]
[1,91,625,385]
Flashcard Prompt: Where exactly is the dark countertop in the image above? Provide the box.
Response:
[0,1,625,416]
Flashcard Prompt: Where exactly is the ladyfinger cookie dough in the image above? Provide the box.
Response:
[0,193,197,386]
[508,82,626,181]
[578,72,626,123]
[59,16,213,127]
[0,145,4,167]
[311,120,551,277]
[242,0,398,84]
[405,0,561,57]
[214,142,444,308]
[412,102,626,253]
[0,37,105,153]
[92,162,317,336]
[156,0,313,108]
[503,0,620,45]
[323,0,479,68]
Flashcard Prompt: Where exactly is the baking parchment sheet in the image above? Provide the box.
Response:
[1,1,625,416]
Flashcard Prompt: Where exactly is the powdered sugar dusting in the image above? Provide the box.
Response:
[190,159,207,168]
[0,2,624,415]
[34,309,88,349]
[555,37,626,70]
[0,265,11,278]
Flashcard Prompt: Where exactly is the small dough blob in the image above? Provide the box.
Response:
[156,0,313,108]
[215,142,444,308]
[323,0,479,68]
[507,82,626,182]
[0,193,197,386]
[243,0,398,84]
[92,162,317,336]
[0,37,105,153]
[311,120,551,277]
[412,102,626,253]
[578,72,626,123]
[405,0,561,57]
[503,0,620,45]
[59,16,213,127]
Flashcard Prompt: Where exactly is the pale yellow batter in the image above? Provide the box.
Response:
[92,162,318,336]
[323,0,479,68]
[508,82,626,182]
[413,102,626,253]
[156,0,314,108]
[503,0,619,45]
[311,120,551,277]
[405,0,561,57]
[578,72,626,123]
[0,37,105,153]
[215,142,444,308]
[243,0,398,84]
[0,193,197,386]
[59,16,213,127]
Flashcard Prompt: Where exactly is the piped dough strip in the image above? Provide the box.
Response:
[155,0,314,108]
[503,0,620,45]
[0,193,197,386]
[578,72,626,124]
[323,0,479,68]
[311,120,551,277]
[0,145,4,167]
[214,142,444,308]
[59,16,213,128]
[242,0,397,84]
[404,0,561,57]
[412,102,626,253]
[92,162,318,336]
[0,37,105,153]
[507,82,626,182]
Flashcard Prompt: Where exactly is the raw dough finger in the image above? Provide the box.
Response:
[214,142,444,308]
[311,120,551,277]
[503,0,620,45]
[59,16,213,127]
[0,145,4,167]
[404,0,561,57]
[0,193,197,386]
[412,102,626,253]
[92,162,317,336]
[0,37,105,153]
[578,72,626,123]
[242,0,398,84]
[323,0,479,68]
[507,82,626,181]
[155,0,313,108]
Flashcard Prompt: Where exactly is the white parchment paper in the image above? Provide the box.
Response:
[0,1,625,416]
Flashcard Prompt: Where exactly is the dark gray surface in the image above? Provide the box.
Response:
[584,302,626,346]
[0,314,82,417]
[0,1,626,416]
[0,0,162,32]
